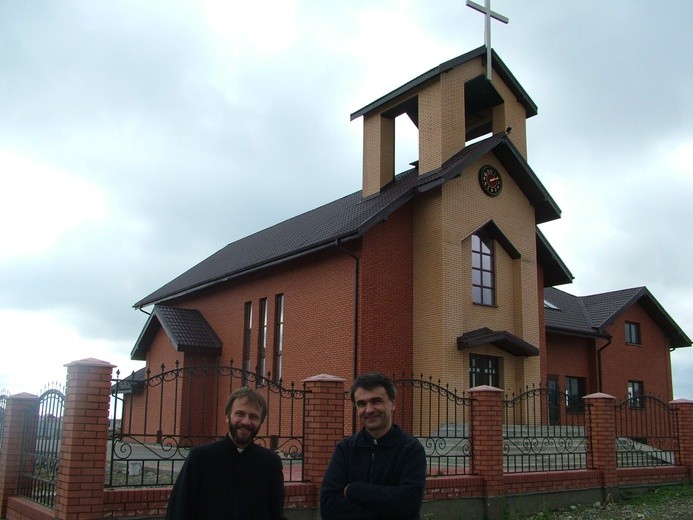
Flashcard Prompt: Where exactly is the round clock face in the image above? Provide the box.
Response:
[478,165,502,196]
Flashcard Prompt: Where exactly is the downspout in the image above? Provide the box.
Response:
[335,239,360,432]
[596,335,612,393]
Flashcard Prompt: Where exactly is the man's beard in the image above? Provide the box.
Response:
[228,422,259,448]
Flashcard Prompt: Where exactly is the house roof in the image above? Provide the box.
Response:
[350,46,537,121]
[135,133,562,308]
[544,286,692,348]
[131,305,222,360]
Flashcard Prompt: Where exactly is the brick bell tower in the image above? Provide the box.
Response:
[351,45,536,199]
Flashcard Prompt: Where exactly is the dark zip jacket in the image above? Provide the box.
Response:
[319,425,426,520]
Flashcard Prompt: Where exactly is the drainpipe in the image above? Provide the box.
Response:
[596,335,612,393]
[335,239,360,432]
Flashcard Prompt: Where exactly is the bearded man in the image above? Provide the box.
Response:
[165,387,287,520]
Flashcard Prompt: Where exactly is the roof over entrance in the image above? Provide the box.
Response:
[457,327,540,357]
[131,305,222,360]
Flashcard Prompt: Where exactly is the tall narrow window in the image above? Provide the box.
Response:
[625,322,641,345]
[273,294,284,384]
[257,298,268,382]
[565,376,586,413]
[469,354,500,388]
[628,380,645,409]
[472,234,494,305]
[242,302,253,385]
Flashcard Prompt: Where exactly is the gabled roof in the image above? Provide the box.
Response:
[544,286,692,348]
[135,133,561,308]
[131,305,222,360]
[350,46,537,121]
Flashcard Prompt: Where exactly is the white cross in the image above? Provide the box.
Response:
[466,0,509,80]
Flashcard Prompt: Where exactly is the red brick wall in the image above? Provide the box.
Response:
[546,332,596,392]
[358,202,414,378]
[600,302,673,401]
[173,248,357,385]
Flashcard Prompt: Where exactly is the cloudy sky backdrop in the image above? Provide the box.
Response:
[1,1,691,397]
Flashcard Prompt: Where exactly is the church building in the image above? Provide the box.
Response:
[129,45,690,425]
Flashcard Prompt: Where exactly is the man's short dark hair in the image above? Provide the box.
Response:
[350,372,396,403]
[224,387,268,422]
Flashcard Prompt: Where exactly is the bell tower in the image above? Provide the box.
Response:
[351,47,537,198]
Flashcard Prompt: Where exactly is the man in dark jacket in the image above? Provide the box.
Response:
[320,373,427,520]
[165,387,287,520]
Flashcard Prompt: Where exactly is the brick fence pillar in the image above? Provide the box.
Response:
[670,399,693,477]
[54,358,115,520]
[302,374,345,491]
[468,385,504,518]
[583,393,617,491]
[0,393,38,518]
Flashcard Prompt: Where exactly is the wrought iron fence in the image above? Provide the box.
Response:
[614,394,679,467]
[109,361,307,487]
[504,385,587,473]
[17,388,65,508]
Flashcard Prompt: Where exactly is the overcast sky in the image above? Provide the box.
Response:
[1,1,691,398]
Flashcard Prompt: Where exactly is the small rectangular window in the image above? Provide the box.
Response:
[628,380,645,409]
[625,322,641,345]
[469,354,500,388]
[565,376,586,413]
[242,302,253,385]
[273,294,284,384]
[257,298,268,382]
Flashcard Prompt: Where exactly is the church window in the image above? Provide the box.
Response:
[257,298,268,382]
[472,234,494,305]
[273,294,284,384]
[242,302,253,385]
[625,322,641,345]
[565,376,585,413]
[469,354,500,388]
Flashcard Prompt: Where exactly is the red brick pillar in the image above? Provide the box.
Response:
[583,393,617,489]
[302,375,345,490]
[54,358,115,520]
[468,385,504,517]
[670,399,693,476]
[0,393,38,518]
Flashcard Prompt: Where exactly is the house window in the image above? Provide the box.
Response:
[469,354,500,388]
[242,301,252,385]
[257,298,268,381]
[625,322,641,345]
[472,234,494,306]
[565,376,585,413]
[273,294,284,384]
[628,380,645,409]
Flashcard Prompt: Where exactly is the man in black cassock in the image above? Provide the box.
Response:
[165,387,287,520]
